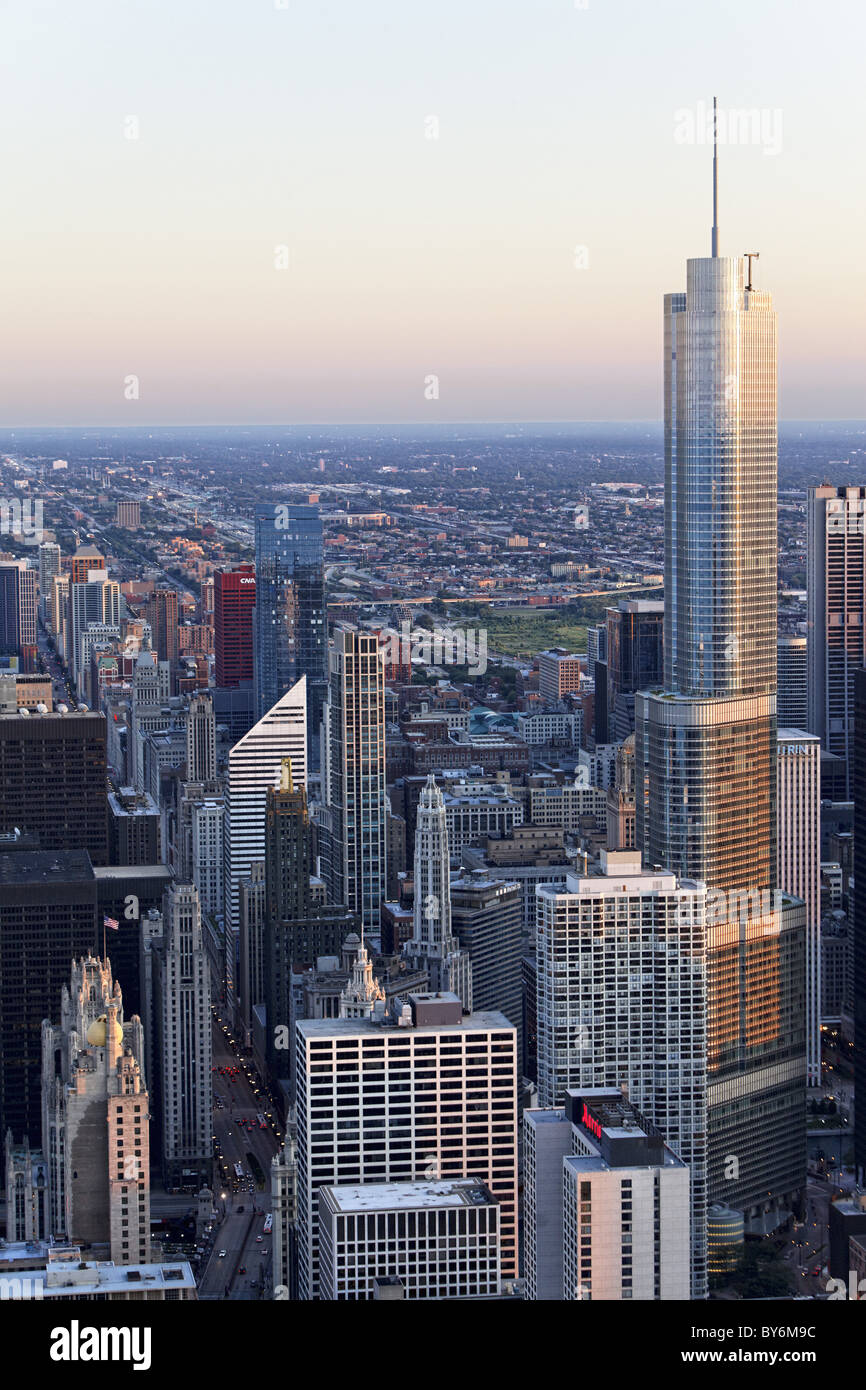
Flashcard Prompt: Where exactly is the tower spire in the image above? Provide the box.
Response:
[711,96,719,257]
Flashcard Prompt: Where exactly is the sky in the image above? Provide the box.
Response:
[0,0,863,426]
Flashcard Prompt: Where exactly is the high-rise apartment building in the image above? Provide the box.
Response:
[851,667,866,1183]
[524,1090,691,1302]
[777,635,808,730]
[0,709,108,862]
[224,676,307,1027]
[186,692,216,781]
[321,628,387,935]
[254,503,326,762]
[114,499,141,529]
[448,870,521,1031]
[807,485,866,796]
[635,143,806,1230]
[777,730,821,1087]
[41,955,150,1264]
[404,774,472,1011]
[151,884,212,1189]
[0,563,37,669]
[69,569,120,693]
[295,993,517,1299]
[214,564,256,688]
[38,542,62,623]
[536,849,707,1296]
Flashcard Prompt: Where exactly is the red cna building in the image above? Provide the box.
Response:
[214,564,256,687]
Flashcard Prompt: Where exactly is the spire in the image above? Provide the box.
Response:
[711,95,719,257]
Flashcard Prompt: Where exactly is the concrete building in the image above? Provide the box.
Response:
[186,692,216,782]
[536,849,707,1297]
[538,649,584,703]
[321,628,386,934]
[403,774,472,1012]
[151,884,212,1189]
[777,730,821,1086]
[807,485,866,797]
[295,994,517,1299]
[318,1179,501,1300]
[41,956,149,1264]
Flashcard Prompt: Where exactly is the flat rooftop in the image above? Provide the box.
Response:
[0,849,94,885]
[322,1180,496,1213]
[299,1008,514,1040]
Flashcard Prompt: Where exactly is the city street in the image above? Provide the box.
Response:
[198,1013,281,1300]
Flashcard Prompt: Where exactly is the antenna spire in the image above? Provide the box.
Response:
[711,96,719,257]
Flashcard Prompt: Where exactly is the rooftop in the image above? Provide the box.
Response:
[321,1180,496,1213]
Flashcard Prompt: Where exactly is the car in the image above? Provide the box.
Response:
[256,1235,263,1242]
[236,1206,244,1213]
[238,1266,246,1275]
[811,1265,822,1276]
[218,1250,227,1258]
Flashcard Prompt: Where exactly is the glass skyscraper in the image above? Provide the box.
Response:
[254,503,327,764]
[636,148,806,1232]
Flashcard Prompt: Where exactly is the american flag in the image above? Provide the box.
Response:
[104,915,119,932]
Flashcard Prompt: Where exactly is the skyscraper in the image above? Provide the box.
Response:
[0,850,98,1174]
[635,119,806,1228]
[149,587,180,669]
[321,628,386,935]
[535,850,708,1296]
[404,774,472,1011]
[224,676,307,1028]
[214,563,256,689]
[776,731,821,1088]
[41,954,150,1263]
[605,598,664,740]
[0,708,109,862]
[151,883,213,1189]
[38,542,62,624]
[294,994,517,1299]
[777,635,808,730]
[254,503,326,764]
[69,569,120,694]
[186,692,216,782]
[807,485,866,797]
[851,667,866,1183]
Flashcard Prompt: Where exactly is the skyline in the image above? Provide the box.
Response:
[2,0,864,425]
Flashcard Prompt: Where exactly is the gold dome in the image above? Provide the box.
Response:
[86,1014,123,1047]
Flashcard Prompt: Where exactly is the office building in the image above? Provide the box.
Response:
[635,144,806,1231]
[777,731,821,1087]
[605,599,664,740]
[777,635,808,730]
[0,850,98,1170]
[186,691,216,781]
[41,955,149,1263]
[149,588,179,669]
[0,1244,196,1301]
[448,870,521,1033]
[852,668,866,1182]
[318,1179,501,1301]
[214,563,256,688]
[403,774,472,1011]
[321,628,387,934]
[524,1090,691,1302]
[807,485,866,797]
[151,884,212,1189]
[295,994,517,1299]
[108,787,160,866]
[538,649,583,703]
[536,850,707,1296]
[224,676,307,1026]
[0,563,37,669]
[4,1134,49,1242]
[254,503,327,762]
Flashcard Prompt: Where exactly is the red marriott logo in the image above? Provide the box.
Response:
[581,1103,602,1141]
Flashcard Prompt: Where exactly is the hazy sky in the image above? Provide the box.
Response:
[1,0,863,425]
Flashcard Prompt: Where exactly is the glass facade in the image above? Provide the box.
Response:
[637,251,806,1226]
[254,503,327,762]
